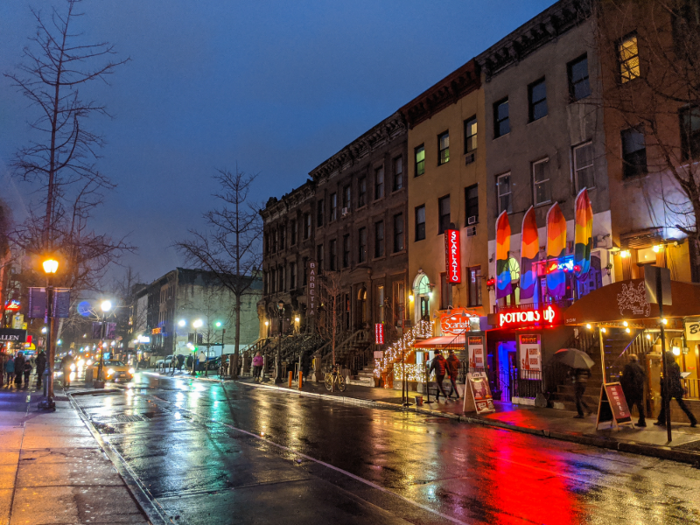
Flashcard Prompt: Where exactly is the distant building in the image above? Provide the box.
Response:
[132,268,261,357]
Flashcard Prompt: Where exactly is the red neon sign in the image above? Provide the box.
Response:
[498,305,558,328]
[444,229,461,284]
[375,323,384,345]
[4,299,20,312]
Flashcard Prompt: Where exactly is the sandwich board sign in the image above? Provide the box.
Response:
[595,382,634,430]
[463,371,495,415]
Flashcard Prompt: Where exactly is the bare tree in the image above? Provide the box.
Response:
[592,0,700,277]
[0,201,12,321]
[318,271,344,364]
[174,168,263,378]
[5,0,130,400]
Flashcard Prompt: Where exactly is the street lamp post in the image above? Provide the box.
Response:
[192,319,203,375]
[39,257,59,410]
[95,300,112,388]
[275,301,284,384]
[215,321,226,377]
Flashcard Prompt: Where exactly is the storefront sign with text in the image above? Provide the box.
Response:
[307,260,317,316]
[468,335,485,370]
[518,334,541,377]
[444,229,461,284]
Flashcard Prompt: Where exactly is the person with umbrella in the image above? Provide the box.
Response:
[554,348,594,419]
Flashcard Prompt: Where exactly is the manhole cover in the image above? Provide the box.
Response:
[92,413,148,423]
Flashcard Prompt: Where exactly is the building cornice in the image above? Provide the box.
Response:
[308,112,407,182]
[399,59,481,129]
[475,0,592,81]
[260,180,316,221]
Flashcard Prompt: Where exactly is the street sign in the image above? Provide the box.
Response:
[463,371,495,414]
[375,323,384,344]
[644,265,672,306]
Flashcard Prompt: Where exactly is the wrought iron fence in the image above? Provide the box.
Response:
[489,369,544,402]
[683,378,700,400]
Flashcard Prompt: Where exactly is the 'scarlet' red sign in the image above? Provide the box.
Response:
[444,229,461,284]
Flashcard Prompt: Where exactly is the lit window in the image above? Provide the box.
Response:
[464,117,477,153]
[438,131,450,165]
[415,145,425,176]
[618,33,640,83]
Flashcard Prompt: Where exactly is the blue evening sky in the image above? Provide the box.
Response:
[0,0,557,284]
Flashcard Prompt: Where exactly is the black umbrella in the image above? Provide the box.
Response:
[554,348,594,369]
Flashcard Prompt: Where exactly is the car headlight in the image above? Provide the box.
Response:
[128,368,135,375]
[107,368,115,376]
[70,364,76,371]
[86,359,93,366]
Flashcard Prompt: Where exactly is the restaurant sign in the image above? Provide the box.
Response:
[307,259,317,316]
[444,229,461,284]
[440,307,473,335]
[0,329,27,343]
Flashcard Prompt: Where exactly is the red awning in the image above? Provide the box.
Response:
[414,335,465,349]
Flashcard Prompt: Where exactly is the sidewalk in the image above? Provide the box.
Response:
[235,377,700,467]
[0,385,149,525]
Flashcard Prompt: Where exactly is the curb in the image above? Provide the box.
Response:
[236,380,700,467]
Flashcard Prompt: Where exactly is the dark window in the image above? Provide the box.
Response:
[272,230,277,253]
[415,145,425,176]
[415,205,426,241]
[280,226,285,251]
[497,173,512,214]
[302,257,308,285]
[316,200,324,227]
[494,98,510,137]
[375,166,384,200]
[573,142,595,191]
[533,158,551,205]
[464,117,477,153]
[304,214,311,239]
[392,156,403,191]
[271,269,276,293]
[680,106,700,161]
[568,54,591,101]
[438,195,450,235]
[393,213,404,253]
[289,262,296,290]
[342,234,350,268]
[438,131,450,165]
[343,185,351,211]
[529,78,547,121]
[440,273,452,310]
[618,32,640,83]
[358,177,367,207]
[329,239,337,271]
[468,266,482,307]
[465,184,478,225]
[330,193,337,221]
[280,265,285,292]
[374,221,384,258]
[317,244,324,272]
[621,127,647,178]
[358,227,367,263]
[290,220,297,245]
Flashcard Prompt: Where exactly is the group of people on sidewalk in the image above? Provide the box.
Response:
[429,349,461,402]
[2,351,46,389]
[573,351,697,428]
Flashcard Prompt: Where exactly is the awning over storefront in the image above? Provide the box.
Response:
[564,279,700,326]
[414,335,465,349]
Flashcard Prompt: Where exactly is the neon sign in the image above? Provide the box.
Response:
[498,305,558,328]
[4,299,21,312]
[444,229,461,284]
[440,308,473,335]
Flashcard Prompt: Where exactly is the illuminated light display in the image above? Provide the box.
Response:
[498,305,558,328]
[393,363,430,383]
[373,320,432,382]
[444,229,461,284]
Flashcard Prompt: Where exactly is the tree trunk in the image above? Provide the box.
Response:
[232,292,241,379]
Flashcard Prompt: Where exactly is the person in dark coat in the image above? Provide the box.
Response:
[621,354,646,427]
[446,350,461,399]
[35,351,47,389]
[14,352,26,387]
[23,361,32,386]
[656,351,697,427]
[186,354,193,372]
[429,350,450,401]
[177,354,185,371]
[572,368,591,418]
[300,351,310,379]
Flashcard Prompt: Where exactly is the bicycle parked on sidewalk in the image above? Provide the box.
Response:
[325,363,346,392]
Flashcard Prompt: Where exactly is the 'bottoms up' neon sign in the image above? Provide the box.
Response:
[498,305,557,328]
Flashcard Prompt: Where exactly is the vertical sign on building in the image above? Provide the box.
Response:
[307,260,317,316]
[444,229,461,284]
[375,323,384,344]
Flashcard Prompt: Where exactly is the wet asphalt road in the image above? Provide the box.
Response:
[72,373,700,525]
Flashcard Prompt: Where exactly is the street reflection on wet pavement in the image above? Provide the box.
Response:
[73,373,700,525]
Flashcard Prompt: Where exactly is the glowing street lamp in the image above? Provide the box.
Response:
[39,257,59,410]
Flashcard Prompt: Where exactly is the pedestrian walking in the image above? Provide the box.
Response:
[177,354,185,371]
[252,351,263,381]
[446,349,461,399]
[429,350,450,401]
[655,351,697,427]
[24,361,33,386]
[4,356,15,386]
[300,351,310,379]
[186,354,193,372]
[572,368,592,418]
[621,354,646,427]
[198,351,206,372]
[14,352,26,387]
[61,353,73,388]
[35,350,46,389]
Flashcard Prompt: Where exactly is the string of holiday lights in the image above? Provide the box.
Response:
[373,320,432,385]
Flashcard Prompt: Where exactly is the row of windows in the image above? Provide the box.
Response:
[413,116,478,176]
[265,214,313,255]
[492,54,591,140]
[414,185,479,241]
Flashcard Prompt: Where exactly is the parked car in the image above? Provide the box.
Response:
[155,355,175,371]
